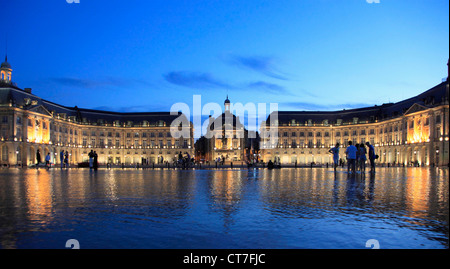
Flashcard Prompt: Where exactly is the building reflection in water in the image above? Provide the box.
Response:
[24,170,54,226]
[0,167,448,248]
[207,170,244,230]
[258,168,447,224]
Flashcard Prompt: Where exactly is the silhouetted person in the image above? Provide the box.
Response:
[64,151,69,168]
[359,143,367,172]
[45,153,51,168]
[60,150,64,168]
[88,150,94,170]
[355,143,361,171]
[36,150,41,167]
[345,141,357,174]
[93,151,98,170]
[329,142,340,171]
[366,142,376,173]
[267,160,274,169]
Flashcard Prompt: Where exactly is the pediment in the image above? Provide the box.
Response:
[28,105,53,117]
[404,103,429,115]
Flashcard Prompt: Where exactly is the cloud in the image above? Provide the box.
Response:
[51,77,98,88]
[164,71,231,89]
[49,77,152,89]
[226,55,288,80]
[91,103,169,113]
[247,81,288,94]
[282,101,375,111]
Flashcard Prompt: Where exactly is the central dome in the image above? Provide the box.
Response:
[1,56,11,70]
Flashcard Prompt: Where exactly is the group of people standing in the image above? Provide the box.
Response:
[35,149,69,169]
[60,150,70,168]
[88,150,99,170]
[329,141,376,174]
[176,151,194,168]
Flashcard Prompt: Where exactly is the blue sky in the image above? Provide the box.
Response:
[2,0,449,134]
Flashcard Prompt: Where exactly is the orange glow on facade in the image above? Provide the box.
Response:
[407,116,430,144]
[27,118,50,144]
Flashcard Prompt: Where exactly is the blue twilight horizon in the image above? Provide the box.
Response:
[2,0,449,120]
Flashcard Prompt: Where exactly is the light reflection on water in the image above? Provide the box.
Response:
[0,167,448,249]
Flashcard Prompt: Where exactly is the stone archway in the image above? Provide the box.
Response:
[421,146,428,166]
[393,148,398,164]
[29,146,35,165]
[406,147,412,166]
[413,147,419,166]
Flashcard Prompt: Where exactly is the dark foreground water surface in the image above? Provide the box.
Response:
[0,167,448,249]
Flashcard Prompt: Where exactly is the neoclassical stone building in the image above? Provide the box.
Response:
[260,65,449,167]
[0,57,194,166]
[204,96,248,162]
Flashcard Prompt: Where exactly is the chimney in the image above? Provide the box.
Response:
[24,88,32,93]
[447,59,449,82]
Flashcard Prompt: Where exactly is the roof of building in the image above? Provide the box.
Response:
[208,111,244,131]
[0,84,187,127]
[0,55,11,70]
[266,81,449,126]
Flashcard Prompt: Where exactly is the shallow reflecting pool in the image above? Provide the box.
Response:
[0,167,448,249]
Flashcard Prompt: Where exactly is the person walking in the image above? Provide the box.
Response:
[366,142,376,173]
[345,141,357,174]
[329,143,340,171]
[60,150,65,168]
[93,151,98,170]
[64,151,69,168]
[359,143,367,172]
[36,149,41,167]
[45,153,51,168]
[355,143,361,171]
[88,150,94,170]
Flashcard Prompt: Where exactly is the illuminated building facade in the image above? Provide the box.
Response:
[260,63,449,167]
[204,96,248,162]
[0,57,194,166]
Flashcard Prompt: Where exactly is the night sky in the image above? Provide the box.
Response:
[2,0,449,135]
